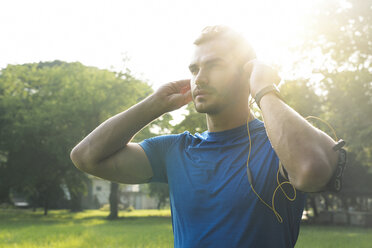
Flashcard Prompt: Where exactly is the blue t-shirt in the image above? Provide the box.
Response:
[140,119,306,248]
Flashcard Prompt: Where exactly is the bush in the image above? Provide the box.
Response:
[0,203,14,209]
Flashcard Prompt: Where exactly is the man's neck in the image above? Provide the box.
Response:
[206,106,255,133]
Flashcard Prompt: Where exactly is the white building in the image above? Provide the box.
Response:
[82,176,159,209]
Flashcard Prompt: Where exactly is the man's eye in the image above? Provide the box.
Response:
[190,68,199,75]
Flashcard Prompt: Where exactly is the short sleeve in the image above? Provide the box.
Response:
[139,134,179,183]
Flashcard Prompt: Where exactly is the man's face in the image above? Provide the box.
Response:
[189,38,247,115]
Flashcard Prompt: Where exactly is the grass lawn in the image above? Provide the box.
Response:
[296,223,372,248]
[1,209,372,247]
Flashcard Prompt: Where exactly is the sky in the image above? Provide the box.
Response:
[1,0,324,90]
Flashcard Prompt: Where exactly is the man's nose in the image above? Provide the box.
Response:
[194,70,208,86]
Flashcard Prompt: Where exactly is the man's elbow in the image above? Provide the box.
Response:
[70,145,92,173]
[291,158,334,192]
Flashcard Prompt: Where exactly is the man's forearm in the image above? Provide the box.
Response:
[71,94,164,167]
[259,93,339,192]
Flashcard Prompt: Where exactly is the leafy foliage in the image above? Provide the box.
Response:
[0,61,154,214]
[172,103,207,135]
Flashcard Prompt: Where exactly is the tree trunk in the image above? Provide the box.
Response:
[309,194,318,217]
[322,193,331,211]
[107,182,119,220]
[43,196,48,216]
[70,192,83,212]
[0,186,10,204]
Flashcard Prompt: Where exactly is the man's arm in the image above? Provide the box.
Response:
[244,60,339,192]
[70,79,192,184]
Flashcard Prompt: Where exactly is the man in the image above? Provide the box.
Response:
[71,26,341,247]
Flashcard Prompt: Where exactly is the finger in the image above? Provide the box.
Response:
[180,83,191,94]
[183,89,192,104]
[169,79,190,93]
[175,79,191,88]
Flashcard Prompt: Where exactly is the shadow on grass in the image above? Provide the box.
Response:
[0,209,171,229]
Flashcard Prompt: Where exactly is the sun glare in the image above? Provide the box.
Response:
[1,0,324,87]
[217,0,321,72]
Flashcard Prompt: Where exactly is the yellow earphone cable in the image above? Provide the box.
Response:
[246,118,296,223]
[305,116,339,141]
[246,99,339,223]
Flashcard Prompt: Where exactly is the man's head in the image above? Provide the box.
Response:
[193,26,256,63]
[189,25,256,114]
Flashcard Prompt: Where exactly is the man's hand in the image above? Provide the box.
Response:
[243,60,281,98]
[154,79,192,113]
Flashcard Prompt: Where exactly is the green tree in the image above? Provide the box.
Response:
[0,61,154,215]
[172,103,207,134]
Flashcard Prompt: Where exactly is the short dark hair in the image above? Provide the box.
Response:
[194,25,257,62]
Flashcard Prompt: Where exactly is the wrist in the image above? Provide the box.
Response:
[250,83,272,99]
[144,94,168,117]
[254,84,282,108]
